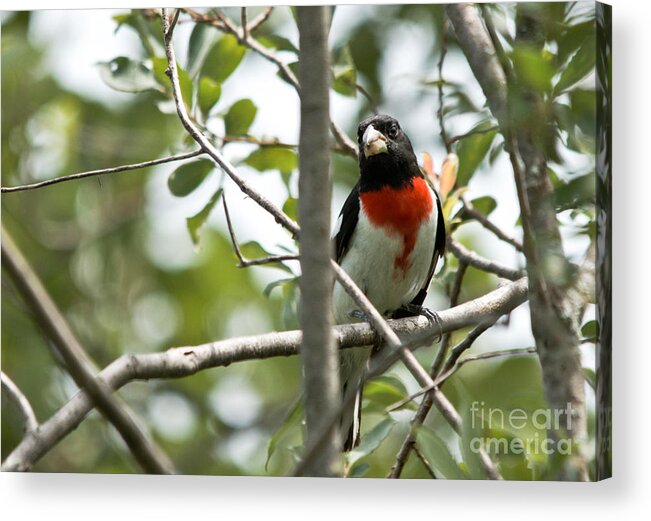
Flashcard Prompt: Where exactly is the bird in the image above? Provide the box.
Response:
[332,114,446,451]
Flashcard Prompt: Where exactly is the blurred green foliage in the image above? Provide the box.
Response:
[2,3,598,479]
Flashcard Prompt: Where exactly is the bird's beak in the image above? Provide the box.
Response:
[363,125,388,158]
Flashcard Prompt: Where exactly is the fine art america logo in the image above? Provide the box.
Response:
[468,401,578,456]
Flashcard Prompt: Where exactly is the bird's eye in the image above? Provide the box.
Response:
[387,125,399,139]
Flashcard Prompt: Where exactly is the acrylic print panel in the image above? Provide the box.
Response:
[1,2,611,481]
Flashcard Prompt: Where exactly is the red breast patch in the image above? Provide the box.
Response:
[360,177,434,275]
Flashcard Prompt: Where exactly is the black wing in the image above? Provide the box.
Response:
[334,182,361,264]
[405,187,446,308]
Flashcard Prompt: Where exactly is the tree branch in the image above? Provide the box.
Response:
[2,277,528,472]
[296,6,342,476]
[1,227,175,474]
[1,372,39,434]
[0,149,204,194]
[447,3,588,479]
[448,238,525,280]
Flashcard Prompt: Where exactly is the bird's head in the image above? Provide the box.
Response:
[357,114,419,189]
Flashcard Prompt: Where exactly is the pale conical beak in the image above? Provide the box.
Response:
[363,125,388,158]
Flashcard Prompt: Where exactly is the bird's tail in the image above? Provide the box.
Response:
[340,346,372,451]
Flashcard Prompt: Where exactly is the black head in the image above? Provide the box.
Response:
[356,114,420,191]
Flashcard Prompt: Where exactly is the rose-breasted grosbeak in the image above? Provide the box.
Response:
[333,114,446,451]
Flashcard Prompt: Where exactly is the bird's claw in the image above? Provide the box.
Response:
[399,304,443,342]
[348,309,369,322]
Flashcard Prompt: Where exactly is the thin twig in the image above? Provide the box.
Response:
[240,7,248,41]
[1,149,204,194]
[436,347,537,387]
[413,444,437,479]
[1,372,39,434]
[441,320,498,374]
[460,194,524,252]
[222,193,298,268]
[387,347,538,413]
[1,227,175,474]
[222,135,295,148]
[247,7,274,33]
[448,238,524,280]
[166,8,180,38]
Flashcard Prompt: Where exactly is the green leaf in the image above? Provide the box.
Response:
[554,40,596,95]
[455,123,498,186]
[469,196,497,217]
[511,45,555,93]
[583,368,596,390]
[97,57,160,93]
[417,427,467,480]
[282,197,298,221]
[348,418,396,467]
[258,34,299,54]
[418,427,467,480]
[244,147,297,175]
[266,399,302,471]
[224,99,257,136]
[347,462,370,478]
[198,77,222,116]
[187,23,218,78]
[363,376,413,413]
[202,34,246,83]
[332,45,357,97]
[556,20,594,67]
[263,276,297,298]
[581,319,599,341]
[167,159,214,197]
[281,277,300,329]
[554,171,595,211]
[187,189,222,247]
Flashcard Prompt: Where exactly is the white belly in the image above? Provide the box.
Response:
[333,209,437,324]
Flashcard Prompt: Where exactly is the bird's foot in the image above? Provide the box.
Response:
[348,309,369,322]
[397,304,443,342]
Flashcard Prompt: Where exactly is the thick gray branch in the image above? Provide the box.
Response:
[2,278,528,472]
[296,6,341,477]
[447,3,588,479]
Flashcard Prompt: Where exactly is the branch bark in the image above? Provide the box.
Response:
[2,277,528,472]
[447,3,589,479]
[1,227,175,474]
[296,6,342,477]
